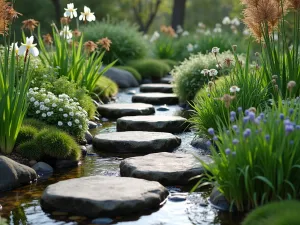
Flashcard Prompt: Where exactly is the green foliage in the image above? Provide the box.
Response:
[128,59,171,80]
[0,217,8,225]
[194,100,300,211]
[17,141,44,161]
[153,35,176,59]
[161,59,178,69]
[15,125,38,147]
[22,118,49,130]
[115,66,142,82]
[242,201,300,225]
[82,19,149,65]
[93,76,118,102]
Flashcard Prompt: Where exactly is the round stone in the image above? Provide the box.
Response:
[132,93,179,105]
[97,103,155,119]
[93,131,181,154]
[140,84,173,93]
[120,152,212,185]
[117,116,189,133]
[41,176,168,218]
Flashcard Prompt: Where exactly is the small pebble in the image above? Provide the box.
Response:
[156,104,170,111]
[101,117,109,122]
[126,90,136,95]
[91,217,113,224]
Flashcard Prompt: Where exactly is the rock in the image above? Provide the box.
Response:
[80,146,87,157]
[168,192,188,202]
[141,78,152,84]
[132,93,179,105]
[103,67,139,88]
[88,121,98,129]
[41,176,168,217]
[209,187,231,211]
[32,162,53,175]
[120,152,212,185]
[85,131,93,144]
[29,160,37,167]
[93,131,181,154]
[92,218,114,224]
[55,160,80,169]
[191,137,210,151]
[0,156,37,192]
[160,77,173,84]
[140,84,173,93]
[126,90,136,95]
[97,103,155,119]
[101,117,109,122]
[156,105,170,111]
[117,116,189,133]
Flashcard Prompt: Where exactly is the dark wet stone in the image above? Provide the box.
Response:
[93,131,181,154]
[41,176,168,218]
[126,90,136,95]
[156,105,170,111]
[103,67,139,88]
[29,160,37,167]
[140,84,173,93]
[101,117,109,122]
[209,187,231,211]
[32,162,53,175]
[98,103,155,119]
[88,121,98,129]
[117,116,189,133]
[0,156,37,192]
[191,137,210,151]
[132,93,179,105]
[85,131,93,144]
[120,152,212,185]
[55,160,80,169]
[141,78,152,84]
[80,146,87,157]
[168,193,188,202]
[92,218,114,224]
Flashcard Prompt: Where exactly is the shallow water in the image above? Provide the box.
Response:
[0,88,244,225]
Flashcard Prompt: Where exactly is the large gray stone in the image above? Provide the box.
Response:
[140,84,173,93]
[209,187,231,211]
[0,156,37,192]
[97,103,155,119]
[132,93,179,105]
[103,67,139,88]
[117,116,189,133]
[32,162,53,175]
[93,131,181,154]
[120,152,211,185]
[41,176,168,217]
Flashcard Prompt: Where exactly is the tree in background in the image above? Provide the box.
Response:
[171,0,187,29]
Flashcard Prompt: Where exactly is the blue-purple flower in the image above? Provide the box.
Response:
[243,128,251,138]
[225,148,231,155]
[233,138,239,145]
[265,134,270,141]
[208,128,215,135]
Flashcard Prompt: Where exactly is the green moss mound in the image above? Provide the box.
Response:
[93,76,118,102]
[17,141,44,160]
[15,125,39,147]
[115,66,142,82]
[161,59,178,70]
[128,59,171,80]
[242,200,300,225]
[23,118,49,130]
[35,128,81,160]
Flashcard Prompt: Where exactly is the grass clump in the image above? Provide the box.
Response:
[160,59,178,70]
[93,76,118,102]
[115,66,142,82]
[128,59,171,80]
[15,125,39,147]
[17,141,44,161]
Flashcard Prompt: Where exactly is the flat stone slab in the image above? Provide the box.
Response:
[93,131,181,153]
[117,116,189,133]
[140,84,173,93]
[41,176,168,217]
[97,103,155,119]
[120,152,212,185]
[132,93,179,105]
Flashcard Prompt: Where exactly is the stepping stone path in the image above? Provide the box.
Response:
[41,176,168,217]
[120,152,212,185]
[132,93,179,105]
[93,131,181,154]
[117,116,189,133]
[97,103,155,119]
[140,84,173,93]
[160,76,173,84]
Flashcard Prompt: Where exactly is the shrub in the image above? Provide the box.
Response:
[82,19,149,65]
[22,118,50,130]
[17,141,44,161]
[15,125,39,147]
[115,66,142,82]
[171,51,243,102]
[93,76,118,102]
[27,87,89,140]
[128,59,171,80]
[242,201,300,225]
[194,100,300,212]
[161,59,178,70]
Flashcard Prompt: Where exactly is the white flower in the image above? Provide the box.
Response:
[42,113,47,117]
[243,29,250,36]
[58,121,63,126]
[194,44,198,49]
[201,69,209,76]
[59,108,63,112]
[212,47,220,54]
[176,25,183,34]
[44,99,50,103]
[60,26,72,39]
[79,125,82,129]
[213,27,222,33]
[230,85,241,93]
[150,31,160,42]
[231,18,240,26]
[63,113,68,118]
[33,87,39,91]
[47,111,53,116]
[222,16,231,25]
[187,43,194,52]
[182,31,189,36]
[36,110,40,114]
[30,97,35,102]
[75,119,80,124]
[11,42,20,55]
[69,112,74,116]
[64,3,77,18]
[79,6,96,22]
[34,101,39,107]
[209,69,218,76]
[52,103,57,107]
[18,36,39,57]
[67,121,72,127]
[215,23,222,28]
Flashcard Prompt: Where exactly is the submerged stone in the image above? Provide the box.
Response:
[140,84,173,93]
[132,93,179,105]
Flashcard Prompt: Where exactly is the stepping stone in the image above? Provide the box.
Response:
[160,76,173,84]
[97,103,155,119]
[120,152,212,185]
[117,116,189,133]
[93,131,181,154]
[140,84,173,93]
[132,93,179,105]
[41,176,168,218]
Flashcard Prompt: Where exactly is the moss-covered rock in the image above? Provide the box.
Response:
[15,125,39,147]
[93,76,118,102]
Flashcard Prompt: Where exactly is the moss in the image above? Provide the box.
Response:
[128,59,171,80]
[93,76,118,102]
[242,200,300,225]
[35,128,81,160]
[115,66,142,82]
[22,118,50,130]
[15,125,39,147]
[161,59,178,70]
[17,141,44,160]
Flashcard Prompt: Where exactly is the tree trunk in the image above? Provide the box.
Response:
[171,0,187,29]
[51,0,61,24]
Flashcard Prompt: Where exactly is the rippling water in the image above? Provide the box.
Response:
[0,88,244,225]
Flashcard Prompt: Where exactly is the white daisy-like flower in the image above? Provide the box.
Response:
[187,43,194,52]
[63,114,68,118]
[59,108,63,112]
[42,113,47,118]
[33,87,39,91]
[79,125,82,129]
[201,69,209,76]
[44,99,50,103]
[209,69,218,76]
[36,110,40,114]
[34,101,40,107]
[47,112,52,116]
[231,17,240,26]
[67,121,72,127]
[58,121,63,126]
[52,103,57,107]
[64,3,77,19]
[230,85,241,93]
[75,119,80,124]
[69,112,74,116]
[211,47,220,54]
[182,31,189,36]
[222,16,231,25]
[79,6,96,22]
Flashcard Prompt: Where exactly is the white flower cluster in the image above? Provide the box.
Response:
[27,87,89,138]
